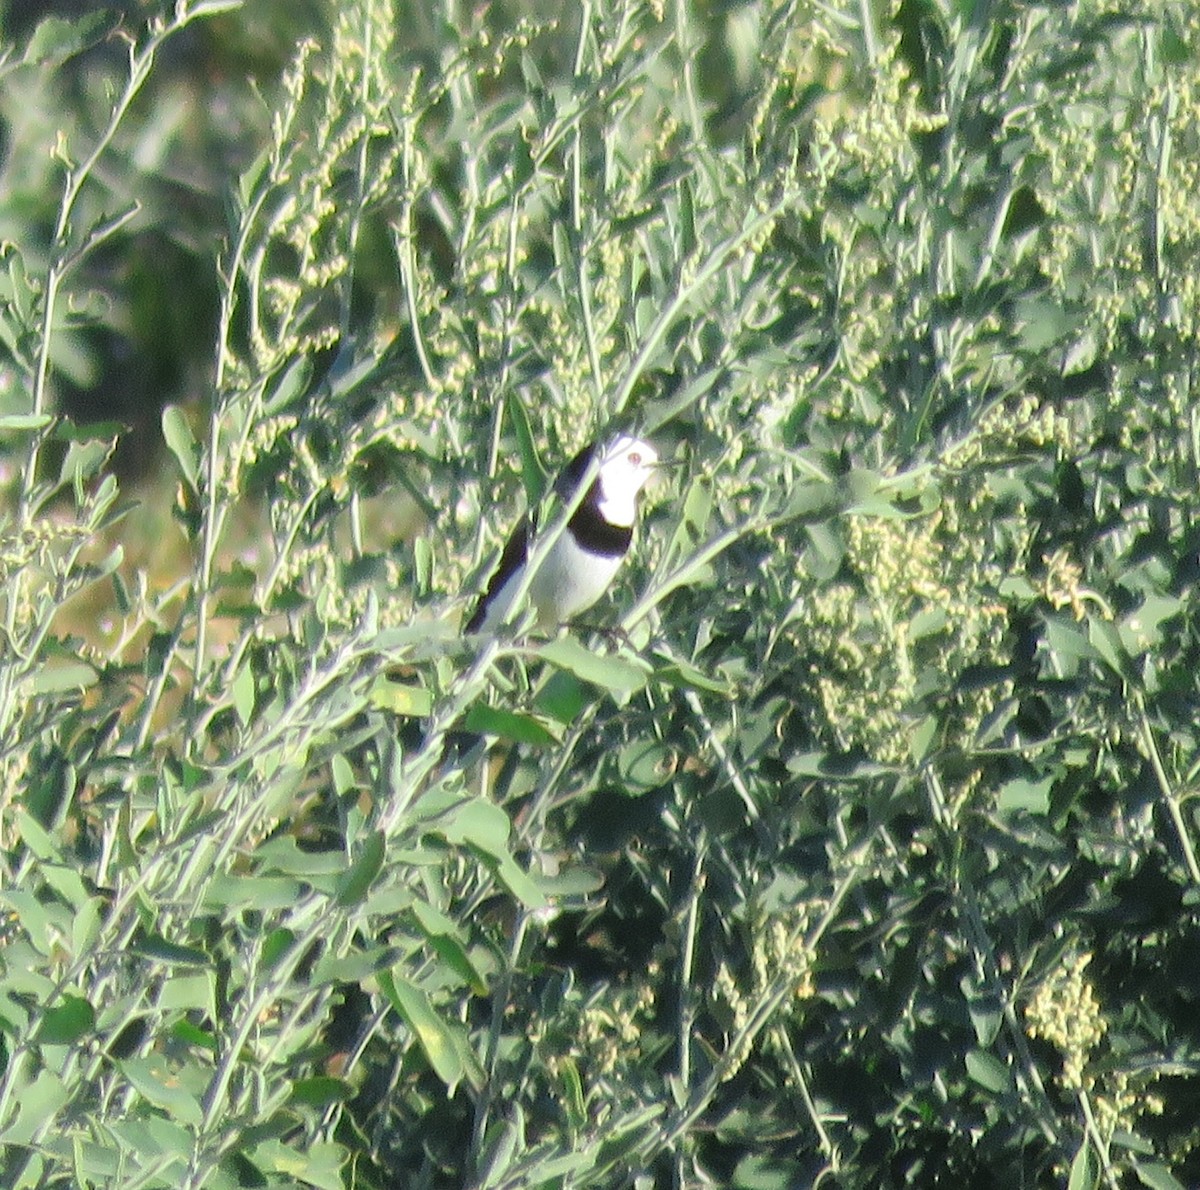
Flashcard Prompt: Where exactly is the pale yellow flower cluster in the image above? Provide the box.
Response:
[713,901,818,1080]
[1026,953,1107,1091]
[799,500,1008,765]
[1026,953,1163,1141]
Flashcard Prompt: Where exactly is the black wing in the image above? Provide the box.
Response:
[464,515,531,632]
[465,440,606,631]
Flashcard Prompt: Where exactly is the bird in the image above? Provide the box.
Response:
[465,435,662,635]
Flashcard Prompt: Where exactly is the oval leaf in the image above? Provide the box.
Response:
[964,1049,1012,1096]
[369,677,433,718]
[380,972,465,1088]
[1068,1139,1100,1190]
[463,703,558,745]
[162,405,200,494]
[1135,1163,1187,1190]
[36,994,96,1045]
[335,831,386,907]
[538,638,650,695]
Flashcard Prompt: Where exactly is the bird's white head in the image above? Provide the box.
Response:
[593,436,660,526]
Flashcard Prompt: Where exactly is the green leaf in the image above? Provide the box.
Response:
[909,715,938,765]
[558,1058,587,1131]
[1120,594,1182,655]
[1068,1139,1100,1190]
[475,1110,523,1186]
[379,971,482,1090]
[256,836,347,878]
[335,831,386,907]
[263,354,313,413]
[53,418,127,444]
[488,852,548,910]
[538,638,650,696]
[1134,1163,1187,1190]
[25,661,98,695]
[161,405,200,494]
[463,702,559,745]
[1087,617,1128,676]
[119,1057,203,1126]
[663,478,713,568]
[618,740,672,791]
[430,799,546,907]
[651,654,731,695]
[71,896,103,955]
[159,972,216,1016]
[436,798,512,857]
[964,1049,1012,1095]
[170,1019,217,1052]
[731,1153,807,1190]
[106,1117,193,1171]
[261,927,296,969]
[326,349,379,401]
[14,810,62,861]
[332,754,355,795]
[410,899,461,939]
[507,394,546,502]
[253,1138,346,1188]
[535,671,590,723]
[427,933,490,995]
[290,1076,353,1108]
[679,175,698,258]
[129,933,211,968]
[22,12,108,65]
[0,414,53,432]
[232,662,255,728]
[59,440,114,489]
[1111,1130,1156,1157]
[36,994,96,1045]
[1042,618,1100,674]
[963,983,1003,1047]
[3,889,57,959]
[202,874,303,911]
[996,775,1052,815]
[537,865,605,899]
[372,676,439,714]
[413,536,433,596]
[0,1070,68,1145]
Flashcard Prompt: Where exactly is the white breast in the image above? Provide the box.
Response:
[528,529,624,625]
[472,529,625,634]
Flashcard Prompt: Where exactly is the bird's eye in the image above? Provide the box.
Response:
[628,451,641,465]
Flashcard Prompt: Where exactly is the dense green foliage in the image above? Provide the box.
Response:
[1,0,1199,1186]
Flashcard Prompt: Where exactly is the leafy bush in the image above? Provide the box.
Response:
[0,0,1198,1187]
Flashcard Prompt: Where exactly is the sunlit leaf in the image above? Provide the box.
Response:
[290,1076,353,1108]
[162,405,200,494]
[538,638,650,695]
[463,702,559,745]
[36,995,95,1045]
[535,670,590,723]
[964,1049,1012,1095]
[434,799,512,859]
[25,661,97,695]
[1067,1140,1100,1190]
[1134,1162,1187,1190]
[22,12,108,65]
[379,971,483,1091]
[335,831,386,907]
[369,676,436,714]
[996,775,1052,816]
[232,662,255,728]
